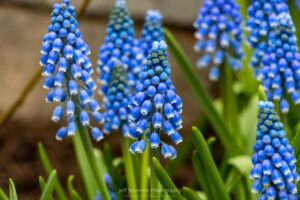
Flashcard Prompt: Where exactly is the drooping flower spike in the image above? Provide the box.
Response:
[193,0,244,81]
[100,59,132,135]
[140,10,164,57]
[40,0,104,141]
[245,0,288,68]
[98,0,145,92]
[94,174,117,200]
[256,13,300,113]
[250,101,298,200]
[128,41,183,159]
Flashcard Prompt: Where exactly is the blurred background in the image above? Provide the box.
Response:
[0,0,219,199]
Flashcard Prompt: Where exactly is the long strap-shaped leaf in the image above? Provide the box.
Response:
[192,152,217,200]
[0,187,9,200]
[152,157,184,200]
[40,170,57,200]
[164,28,243,156]
[182,187,203,200]
[192,127,231,200]
[9,179,17,200]
[72,132,98,199]
[39,176,53,200]
[38,142,68,200]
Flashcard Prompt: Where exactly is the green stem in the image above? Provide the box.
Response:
[76,119,111,200]
[219,61,242,139]
[140,141,150,200]
[121,137,138,200]
[150,147,160,200]
[72,133,98,199]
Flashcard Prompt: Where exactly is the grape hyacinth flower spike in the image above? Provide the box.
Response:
[250,101,298,200]
[245,0,288,69]
[100,59,132,135]
[40,0,104,141]
[94,174,117,200]
[140,10,164,57]
[257,13,300,113]
[98,0,145,91]
[193,0,244,81]
[128,41,183,159]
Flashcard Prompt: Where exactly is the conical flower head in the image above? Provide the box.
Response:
[40,0,104,141]
[94,174,117,200]
[98,0,145,93]
[140,10,164,57]
[128,41,183,159]
[256,13,300,113]
[250,101,298,199]
[101,59,132,135]
[245,0,288,68]
[193,0,244,81]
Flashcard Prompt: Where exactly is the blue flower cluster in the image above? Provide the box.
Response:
[257,13,300,113]
[128,41,183,159]
[101,59,132,135]
[94,174,117,200]
[245,0,288,68]
[98,0,145,91]
[297,0,300,10]
[193,0,244,81]
[250,101,298,200]
[40,0,104,141]
[140,10,164,57]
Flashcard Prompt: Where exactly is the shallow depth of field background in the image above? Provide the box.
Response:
[0,0,221,199]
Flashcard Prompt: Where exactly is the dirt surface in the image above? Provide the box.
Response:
[0,5,216,199]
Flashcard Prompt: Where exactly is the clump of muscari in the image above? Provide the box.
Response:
[100,59,132,135]
[98,0,145,92]
[140,10,164,57]
[94,174,117,200]
[193,0,244,81]
[250,101,298,200]
[128,41,183,159]
[257,13,300,113]
[40,0,104,141]
[245,0,288,69]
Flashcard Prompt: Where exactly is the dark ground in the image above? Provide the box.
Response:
[0,4,217,199]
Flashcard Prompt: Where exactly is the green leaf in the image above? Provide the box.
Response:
[258,86,267,101]
[192,127,231,200]
[121,137,138,200]
[291,123,300,158]
[164,27,243,155]
[9,179,17,200]
[0,187,9,200]
[40,170,57,200]
[39,176,46,192]
[182,187,203,200]
[71,190,82,200]
[72,133,98,199]
[227,156,252,175]
[103,144,124,200]
[167,115,208,177]
[37,142,68,200]
[39,176,54,200]
[140,140,149,200]
[152,157,184,200]
[220,60,242,141]
[240,96,259,154]
[207,136,217,152]
[192,152,215,200]
[67,175,75,197]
